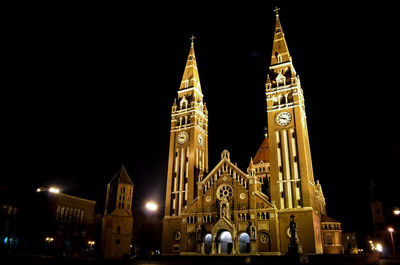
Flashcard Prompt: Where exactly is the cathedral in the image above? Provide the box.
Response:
[162,9,342,255]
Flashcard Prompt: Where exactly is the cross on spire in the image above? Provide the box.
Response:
[190,35,195,46]
[274,6,280,17]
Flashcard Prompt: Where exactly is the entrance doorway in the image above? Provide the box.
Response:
[239,233,250,253]
[204,233,212,254]
[217,230,232,254]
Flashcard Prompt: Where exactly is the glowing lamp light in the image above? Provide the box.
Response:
[376,243,383,252]
[394,209,400,215]
[49,187,60,194]
[145,201,158,212]
[388,227,394,233]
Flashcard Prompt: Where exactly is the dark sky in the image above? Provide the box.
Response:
[3,2,399,232]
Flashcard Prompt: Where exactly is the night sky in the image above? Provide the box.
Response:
[3,2,399,233]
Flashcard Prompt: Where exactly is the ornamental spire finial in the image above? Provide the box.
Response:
[190,35,195,47]
[274,6,280,17]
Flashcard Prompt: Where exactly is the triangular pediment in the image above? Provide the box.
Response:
[201,151,248,184]
[211,216,235,235]
[200,151,250,194]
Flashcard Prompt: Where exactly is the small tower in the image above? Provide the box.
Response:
[101,165,134,259]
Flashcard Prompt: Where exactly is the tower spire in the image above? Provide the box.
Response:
[179,36,201,92]
[270,7,292,66]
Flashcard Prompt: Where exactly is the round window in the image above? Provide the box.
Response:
[216,184,233,201]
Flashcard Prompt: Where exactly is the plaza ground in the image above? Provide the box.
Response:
[1,253,398,265]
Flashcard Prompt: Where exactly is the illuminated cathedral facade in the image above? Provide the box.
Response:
[162,9,342,255]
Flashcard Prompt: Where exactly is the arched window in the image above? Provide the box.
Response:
[60,207,65,221]
[275,52,282,63]
[56,205,61,221]
[280,95,286,105]
[287,92,293,103]
[80,210,85,224]
[180,96,188,109]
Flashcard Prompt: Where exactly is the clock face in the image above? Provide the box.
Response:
[197,134,204,146]
[276,112,292,126]
[177,132,189,144]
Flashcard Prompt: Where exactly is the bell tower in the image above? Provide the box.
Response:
[265,8,323,253]
[163,37,209,218]
[101,165,134,259]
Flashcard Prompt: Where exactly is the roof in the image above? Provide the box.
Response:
[321,215,340,223]
[253,135,270,164]
[109,164,134,186]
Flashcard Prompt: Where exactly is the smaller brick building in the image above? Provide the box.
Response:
[321,215,343,254]
[101,165,134,259]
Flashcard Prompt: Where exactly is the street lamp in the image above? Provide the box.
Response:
[394,209,400,215]
[375,243,383,253]
[48,187,60,193]
[388,228,395,257]
[145,201,158,212]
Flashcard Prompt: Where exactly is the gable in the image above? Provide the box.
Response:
[201,156,249,194]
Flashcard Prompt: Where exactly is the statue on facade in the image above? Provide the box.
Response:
[288,214,299,253]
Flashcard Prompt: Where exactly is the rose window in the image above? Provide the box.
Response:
[217,185,233,201]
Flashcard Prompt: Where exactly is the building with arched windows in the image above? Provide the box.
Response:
[162,8,342,255]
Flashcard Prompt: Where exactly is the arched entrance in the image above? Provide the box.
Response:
[258,232,271,252]
[204,233,212,254]
[239,233,250,253]
[217,230,232,254]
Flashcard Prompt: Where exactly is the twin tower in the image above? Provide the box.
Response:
[162,9,338,255]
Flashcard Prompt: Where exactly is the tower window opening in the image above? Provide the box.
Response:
[275,51,282,63]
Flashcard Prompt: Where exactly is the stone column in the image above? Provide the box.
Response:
[211,236,216,255]
[231,239,237,255]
